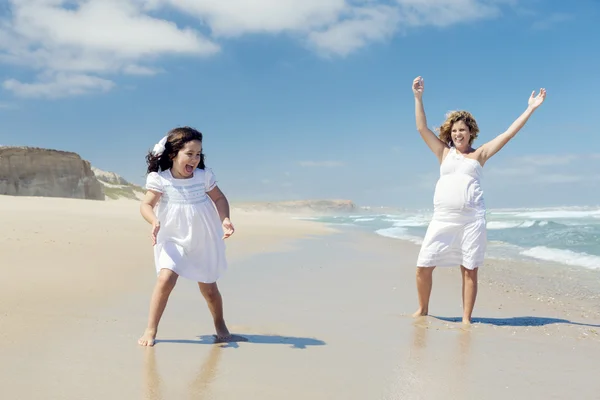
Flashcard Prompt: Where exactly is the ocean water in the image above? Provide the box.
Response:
[299,207,600,270]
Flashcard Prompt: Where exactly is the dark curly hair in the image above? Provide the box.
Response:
[146,126,206,174]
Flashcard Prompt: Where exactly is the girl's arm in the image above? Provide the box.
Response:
[140,190,161,224]
[208,186,235,239]
[207,186,230,222]
[413,76,448,163]
[479,88,546,164]
[140,190,162,245]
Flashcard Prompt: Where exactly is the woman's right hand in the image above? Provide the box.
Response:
[412,76,424,99]
[151,220,160,245]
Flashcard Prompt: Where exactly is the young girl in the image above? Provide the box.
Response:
[411,76,546,324]
[138,126,235,346]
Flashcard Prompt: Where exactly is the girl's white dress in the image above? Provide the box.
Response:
[145,167,227,283]
[416,147,487,270]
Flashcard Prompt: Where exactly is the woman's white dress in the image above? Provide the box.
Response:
[416,147,487,270]
[145,167,227,283]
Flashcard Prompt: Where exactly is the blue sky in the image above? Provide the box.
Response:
[0,0,599,209]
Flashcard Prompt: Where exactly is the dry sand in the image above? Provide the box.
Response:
[1,195,599,399]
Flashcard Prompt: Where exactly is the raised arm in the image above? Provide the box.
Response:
[480,88,546,163]
[413,76,448,163]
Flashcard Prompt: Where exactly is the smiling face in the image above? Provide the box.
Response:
[450,120,472,151]
[438,111,479,151]
[171,139,202,179]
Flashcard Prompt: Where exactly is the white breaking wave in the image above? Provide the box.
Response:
[486,220,537,230]
[375,227,423,245]
[493,208,600,220]
[521,246,600,270]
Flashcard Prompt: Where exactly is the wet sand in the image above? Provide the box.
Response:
[1,195,599,399]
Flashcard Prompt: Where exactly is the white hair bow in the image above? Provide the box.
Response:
[152,136,168,156]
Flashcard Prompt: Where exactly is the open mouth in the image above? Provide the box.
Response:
[185,165,194,174]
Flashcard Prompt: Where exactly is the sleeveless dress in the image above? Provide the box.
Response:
[416,147,487,270]
[145,167,227,283]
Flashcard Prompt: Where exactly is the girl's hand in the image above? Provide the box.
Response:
[151,220,160,245]
[222,218,235,239]
[223,218,235,239]
[412,76,424,99]
[528,88,546,110]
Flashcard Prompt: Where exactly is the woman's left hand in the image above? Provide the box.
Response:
[222,218,235,239]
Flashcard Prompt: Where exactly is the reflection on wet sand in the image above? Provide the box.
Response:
[189,343,223,398]
[451,327,472,400]
[385,319,474,399]
[143,343,223,400]
[143,349,162,400]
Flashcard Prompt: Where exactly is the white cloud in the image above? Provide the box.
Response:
[395,0,504,27]
[516,154,579,167]
[0,0,516,98]
[486,153,599,185]
[156,0,346,37]
[535,174,588,184]
[307,5,401,57]
[531,12,573,31]
[0,0,218,98]
[3,72,115,99]
[299,160,345,167]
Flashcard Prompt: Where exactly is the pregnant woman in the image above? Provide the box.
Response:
[411,76,546,324]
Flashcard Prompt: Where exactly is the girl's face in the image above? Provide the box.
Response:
[451,120,472,151]
[171,140,202,178]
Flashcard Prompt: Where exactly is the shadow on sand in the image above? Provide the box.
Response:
[155,334,326,349]
[431,315,600,328]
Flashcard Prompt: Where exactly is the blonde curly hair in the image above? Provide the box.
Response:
[437,110,479,147]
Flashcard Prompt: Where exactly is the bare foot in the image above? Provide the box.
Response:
[214,319,231,340]
[138,328,157,346]
[412,308,428,318]
[462,317,472,325]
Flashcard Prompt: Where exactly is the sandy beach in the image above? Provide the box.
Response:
[1,195,599,400]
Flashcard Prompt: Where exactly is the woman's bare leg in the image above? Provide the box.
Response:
[413,266,435,317]
[461,266,478,324]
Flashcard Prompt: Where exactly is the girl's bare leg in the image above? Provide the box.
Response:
[413,266,435,317]
[461,266,478,324]
[138,269,179,346]
[198,282,231,340]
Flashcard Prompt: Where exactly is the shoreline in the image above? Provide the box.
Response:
[2,195,600,399]
[313,220,600,323]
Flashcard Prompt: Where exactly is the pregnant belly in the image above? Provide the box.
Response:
[433,174,483,212]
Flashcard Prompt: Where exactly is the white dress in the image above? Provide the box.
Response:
[416,147,487,270]
[145,167,227,283]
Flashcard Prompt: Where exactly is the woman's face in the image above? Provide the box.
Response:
[451,120,472,150]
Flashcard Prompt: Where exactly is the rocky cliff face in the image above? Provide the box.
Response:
[92,166,145,200]
[0,147,104,200]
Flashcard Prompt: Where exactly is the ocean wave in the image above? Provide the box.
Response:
[486,220,537,230]
[374,227,423,245]
[380,217,430,227]
[495,209,600,220]
[521,246,600,270]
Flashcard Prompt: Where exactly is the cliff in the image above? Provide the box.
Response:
[0,146,104,200]
[92,167,145,200]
